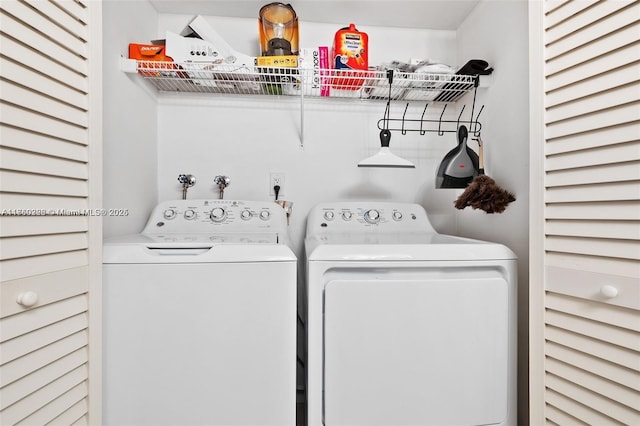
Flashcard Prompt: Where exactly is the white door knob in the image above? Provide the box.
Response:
[16,291,39,307]
[600,285,618,299]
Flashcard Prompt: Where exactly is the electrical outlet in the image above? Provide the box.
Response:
[269,172,285,196]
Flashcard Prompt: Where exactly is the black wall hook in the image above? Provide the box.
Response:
[438,104,447,136]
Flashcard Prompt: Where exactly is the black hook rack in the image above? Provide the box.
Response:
[377,77,484,137]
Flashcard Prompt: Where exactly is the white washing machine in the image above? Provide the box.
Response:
[103,199,296,426]
[305,202,517,426]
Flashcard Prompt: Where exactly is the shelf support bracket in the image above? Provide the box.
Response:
[300,83,305,148]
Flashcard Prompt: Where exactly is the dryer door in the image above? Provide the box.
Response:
[324,267,509,426]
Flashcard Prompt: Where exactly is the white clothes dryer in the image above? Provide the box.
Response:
[103,199,296,426]
[305,202,517,426]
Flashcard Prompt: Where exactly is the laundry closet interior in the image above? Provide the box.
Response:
[102,0,530,424]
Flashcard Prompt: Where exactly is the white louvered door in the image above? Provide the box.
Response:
[530,0,640,424]
[0,0,102,424]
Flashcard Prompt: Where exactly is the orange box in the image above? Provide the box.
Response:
[129,43,180,77]
[128,43,173,62]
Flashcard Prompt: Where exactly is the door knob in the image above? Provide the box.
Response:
[16,291,39,307]
[600,285,618,299]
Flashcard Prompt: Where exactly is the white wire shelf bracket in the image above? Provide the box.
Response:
[123,59,478,102]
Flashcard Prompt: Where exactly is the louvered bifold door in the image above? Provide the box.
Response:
[534,0,640,424]
[0,1,102,425]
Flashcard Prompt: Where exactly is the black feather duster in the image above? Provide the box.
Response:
[454,137,515,214]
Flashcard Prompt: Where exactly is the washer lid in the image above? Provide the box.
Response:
[103,233,296,263]
[305,232,516,261]
[105,232,279,245]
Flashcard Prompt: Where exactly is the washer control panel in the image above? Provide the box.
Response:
[308,202,436,234]
[142,200,286,234]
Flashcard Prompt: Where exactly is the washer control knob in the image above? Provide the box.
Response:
[184,209,196,220]
[324,211,335,221]
[240,210,252,220]
[392,211,403,221]
[209,207,227,222]
[364,209,380,224]
[163,209,177,220]
[342,211,353,221]
[259,210,271,221]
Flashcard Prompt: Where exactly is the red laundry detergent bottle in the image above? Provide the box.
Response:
[331,23,368,90]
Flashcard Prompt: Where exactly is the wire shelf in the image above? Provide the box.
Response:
[133,60,477,102]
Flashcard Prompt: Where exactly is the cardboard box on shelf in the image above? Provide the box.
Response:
[128,43,173,62]
[129,43,181,77]
[179,15,256,69]
[298,47,330,97]
[164,16,259,92]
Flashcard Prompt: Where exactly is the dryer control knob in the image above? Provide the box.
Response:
[184,209,197,220]
[209,207,227,222]
[392,211,403,221]
[324,211,335,221]
[240,210,252,220]
[259,210,271,221]
[163,209,177,220]
[364,209,380,224]
[342,211,353,221]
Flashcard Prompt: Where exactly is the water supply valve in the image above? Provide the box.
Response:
[178,174,196,199]
[214,175,231,199]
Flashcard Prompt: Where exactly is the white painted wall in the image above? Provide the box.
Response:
[153,14,464,258]
[102,0,159,238]
[455,2,529,425]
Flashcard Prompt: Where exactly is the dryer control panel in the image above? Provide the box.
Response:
[142,199,287,234]
[307,202,436,234]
